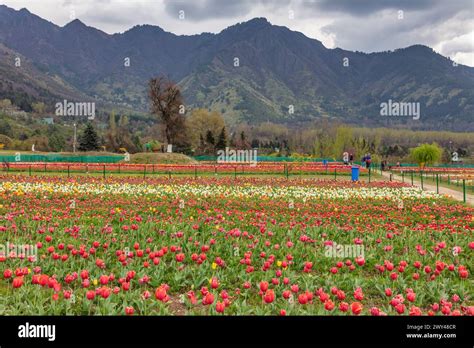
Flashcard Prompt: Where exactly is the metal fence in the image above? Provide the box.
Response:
[193,155,338,162]
[0,154,125,163]
[0,162,368,180]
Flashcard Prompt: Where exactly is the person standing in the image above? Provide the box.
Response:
[366,153,372,169]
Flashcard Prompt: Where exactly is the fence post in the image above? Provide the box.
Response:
[168,170,171,179]
[44,163,47,173]
[143,165,146,179]
[411,171,414,186]
[234,167,237,179]
[152,164,155,174]
[118,164,121,174]
[402,171,404,183]
[463,179,466,203]
[368,167,371,183]
[103,165,106,179]
[420,171,424,190]
[389,173,392,182]
[29,165,32,176]
[436,174,439,194]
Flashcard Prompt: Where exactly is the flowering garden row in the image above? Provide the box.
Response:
[0,178,440,201]
[2,162,365,175]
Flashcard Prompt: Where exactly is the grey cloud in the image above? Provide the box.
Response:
[307,0,468,16]
[164,0,253,20]
[441,38,474,56]
[321,2,472,55]
[163,0,290,21]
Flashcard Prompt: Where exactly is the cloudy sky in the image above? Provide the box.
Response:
[2,0,473,66]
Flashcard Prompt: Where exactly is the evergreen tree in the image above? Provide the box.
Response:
[48,133,65,152]
[78,123,100,151]
[216,126,227,150]
[251,138,259,148]
[205,130,215,146]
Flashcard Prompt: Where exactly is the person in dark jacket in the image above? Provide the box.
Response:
[365,153,372,169]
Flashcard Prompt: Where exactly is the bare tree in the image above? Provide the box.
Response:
[149,76,185,145]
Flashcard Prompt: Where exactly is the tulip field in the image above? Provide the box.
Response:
[0,174,472,316]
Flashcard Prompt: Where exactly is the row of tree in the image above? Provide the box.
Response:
[0,76,472,164]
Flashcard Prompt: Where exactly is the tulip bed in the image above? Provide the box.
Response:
[3,161,367,176]
[0,175,472,316]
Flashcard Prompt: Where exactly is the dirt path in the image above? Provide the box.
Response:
[381,171,473,206]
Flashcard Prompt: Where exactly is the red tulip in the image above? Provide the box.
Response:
[395,303,406,314]
[3,269,12,279]
[203,292,215,305]
[339,302,349,312]
[351,302,362,315]
[80,270,89,280]
[211,277,219,289]
[99,275,109,285]
[155,286,169,302]
[12,277,23,288]
[86,290,95,300]
[263,289,275,304]
[458,266,468,279]
[99,287,111,299]
[409,306,422,316]
[298,293,308,305]
[175,253,185,262]
[319,292,329,302]
[407,292,416,302]
[370,307,381,316]
[324,300,335,311]
[441,305,451,315]
[355,256,365,266]
[354,288,364,301]
[125,306,134,315]
[216,301,225,313]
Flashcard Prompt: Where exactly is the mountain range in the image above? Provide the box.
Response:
[0,5,473,131]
